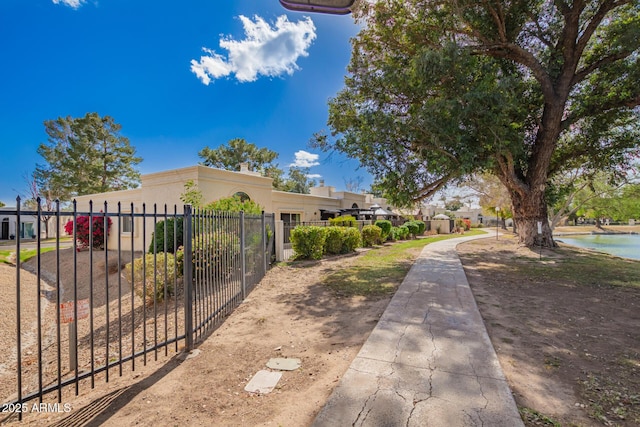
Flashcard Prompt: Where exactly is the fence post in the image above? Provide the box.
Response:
[261,211,267,274]
[183,204,193,352]
[275,221,285,262]
[240,211,246,300]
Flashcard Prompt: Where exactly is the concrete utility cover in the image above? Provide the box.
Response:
[266,358,301,371]
[244,370,282,394]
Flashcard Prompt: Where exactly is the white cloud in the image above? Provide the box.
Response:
[190,14,316,84]
[290,150,320,168]
[52,0,85,9]
[307,174,322,179]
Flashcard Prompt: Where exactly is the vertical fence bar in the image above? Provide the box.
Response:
[163,204,168,356]
[85,200,96,390]
[15,197,23,420]
[57,201,71,402]
[240,211,246,300]
[103,201,109,382]
[117,203,123,376]
[184,204,193,351]
[36,199,43,403]
[152,204,158,361]
[194,208,200,340]
[142,203,147,365]
[173,205,179,352]
[262,212,267,278]
[130,204,136,370]
[203,209,209,332]
[72,200,78,391]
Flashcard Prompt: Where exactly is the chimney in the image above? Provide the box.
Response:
[319,179,325,187]
[240,162,249,173]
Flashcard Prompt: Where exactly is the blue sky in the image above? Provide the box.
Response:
[0,0,368,206]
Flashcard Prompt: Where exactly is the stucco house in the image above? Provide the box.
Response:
[73,164,396,250]
[0,207,39,240]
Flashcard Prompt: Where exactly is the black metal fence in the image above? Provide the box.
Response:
[0,198,275,420]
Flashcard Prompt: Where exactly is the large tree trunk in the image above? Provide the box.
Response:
[509,188,556,248]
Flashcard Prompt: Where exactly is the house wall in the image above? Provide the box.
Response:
[0,208,41,240]
[73,165,395,251]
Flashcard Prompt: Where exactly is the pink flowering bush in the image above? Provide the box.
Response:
[64,214,112,250]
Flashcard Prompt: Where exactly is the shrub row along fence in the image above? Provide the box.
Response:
[282,219,406,245]
[0,198,274,420]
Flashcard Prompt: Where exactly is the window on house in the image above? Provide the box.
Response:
[121,215,133,234]
[280,213,301,223]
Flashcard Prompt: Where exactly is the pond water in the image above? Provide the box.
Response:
[557,234,640,260]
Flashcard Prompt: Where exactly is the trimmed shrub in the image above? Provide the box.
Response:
[397,225,410,240]
[329,215,357,227]
[414,220,426,236]
[361,224,382,247]
[64,214,112,250]
[323,226,362,255]
[125,252,181,304]
[149,218,184,254]
[374,220,392,241]
[290,226,327,260]
[323,226,344,255]
[341,227,362,253]
[388,226,399,241]
[405,221,419,237]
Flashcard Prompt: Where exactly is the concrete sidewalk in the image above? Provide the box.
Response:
[313,234,524,427]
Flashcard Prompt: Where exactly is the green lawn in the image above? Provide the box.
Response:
[0,247,57,264]
[323,230,485,297]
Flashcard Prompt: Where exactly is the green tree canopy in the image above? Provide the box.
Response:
[204,195,263,214]
[198,138,318,193]
[198,138,279,174]
[277,167,317,194]
[35,113,141,201]
[314,0,640,247]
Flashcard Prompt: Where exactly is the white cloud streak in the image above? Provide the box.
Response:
[191,15,316,84]
[52,0,85,9]
[307,174,322,179]
[290,150,320,168]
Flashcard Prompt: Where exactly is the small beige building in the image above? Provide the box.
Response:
[74,164,395,251]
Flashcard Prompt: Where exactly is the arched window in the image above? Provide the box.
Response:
[351,203,359,209]
[234,192,250,202]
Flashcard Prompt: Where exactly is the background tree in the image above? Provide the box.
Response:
[204,195,263,214]
[464,174,512,229]
[574,180,640,226]
[35,113,141,201]
[0,201,5,208]
[444,198,463,212]
[180,179,203,208]
[198,138,279,175]
[615,183,640,221]
[344,176,364,193]
[278,167,316,194]
[198,139,319,193]
[545,169,631,229]
[314,0,640,247]
[22,173,60,238]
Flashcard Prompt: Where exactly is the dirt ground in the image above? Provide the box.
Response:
[458,234,640,427]
[1,251,392,427]
[1,230,639,426]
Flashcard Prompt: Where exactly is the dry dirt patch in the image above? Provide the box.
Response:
[458,235,640,427]
[3,253,393,426]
